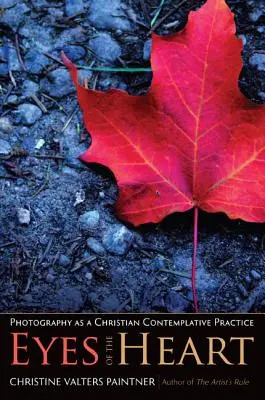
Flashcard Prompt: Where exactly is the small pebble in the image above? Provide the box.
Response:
[6,95,18,105]
[143,39,152,61]
[249,53,265,72]
[74,190,85,206]
[103,224,134,255]
[86,238,106,255]
[65,0,84,17]
[15,104,42,126]
[152,256,166,271]
[85,272,93,281]
[237,283,248,298]
[0,117,13,134]
[22,80,39,98]
[0,139,11,155]
[59,254,71,267]
[79,210,100,230]
[88,0,132,31]
[250,270,261,280]
[24,49,50,74]
[0,1,19,8]
[245,275,252,286]
[17,208,31,225]
[62,45,86,61]
[46,273,56,284]
[89,33,121,63]
[40,68,75,99]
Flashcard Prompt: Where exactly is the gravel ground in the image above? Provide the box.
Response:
[0,0,265,313]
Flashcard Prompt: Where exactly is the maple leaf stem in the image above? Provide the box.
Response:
[192,206,199,313]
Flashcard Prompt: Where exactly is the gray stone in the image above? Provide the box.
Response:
[24,50,50,74]
[86,238,106,256]
[0,117,13,134]
[65,0,84,17]
[249,53,265,72]
[55,27,86,48]
[32,0,49,8]
[245,275,252,287]
[257,26,265,34]
[59,254,71,267]
[259,91,265,101]
[6,95,18,105]
[237,283,248,298]
[238,34,247,46]
[0,63,8,77]
[0,47,7,63]
[40,68,75,99]
[250,270,261,280]
[89,33,121,63]
[17,208,30,225]
[0,3,30,31]
[7,47,21,71]
[22,136,35,152]
[79,210,100,230]
[88,0,132,31]
[103,224,134,255]
[77,69,93,85]
[85,272,93,281]
[48,7,64,18]
[152,256,166,271]
[0,139,11,155]
[54,287,84,312]
[143,39,152,61]
[19,23,54,53]
[0,0,19,8]
[166,291,190,312]
[22,80,39,97]
[15,104,42,126]
[62,45,86,61]
[249,9,264,22]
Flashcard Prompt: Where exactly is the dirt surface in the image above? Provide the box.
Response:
[0,0,265,313]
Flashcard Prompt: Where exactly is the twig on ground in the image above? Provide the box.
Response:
[32,168,50,198]
[30,94,48,113]
[71,256,97,272]
[15,34,27,72]
[38,238,53,265]
[43,51,65,66]
[160,268,191,279]
[148,0,187,34]
[41,93,67,113]
[24,257,38,294]
[217,258,233,269]
[0,241,16,249]
[61,106,79,133]
[32,154,65,160]
[0,175,17,180]
[151,0,166,27]
[8,70,16,87]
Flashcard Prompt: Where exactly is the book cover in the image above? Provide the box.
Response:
[0,0,263,397]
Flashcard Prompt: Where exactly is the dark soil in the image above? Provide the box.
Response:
[0,0,265,313]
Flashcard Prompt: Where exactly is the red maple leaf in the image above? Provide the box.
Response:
[63,0,265,311]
